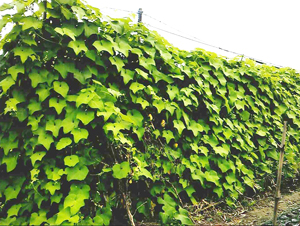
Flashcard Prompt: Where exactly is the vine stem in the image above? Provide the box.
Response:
[110,143,135,226]
[122,190,136,226]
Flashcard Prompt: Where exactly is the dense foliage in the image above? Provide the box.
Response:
[1,0,300,224]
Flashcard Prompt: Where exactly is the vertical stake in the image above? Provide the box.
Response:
[273,121,287,225]
[137,8,143,23]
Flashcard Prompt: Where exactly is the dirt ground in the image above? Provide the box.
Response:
[193,183,300,225]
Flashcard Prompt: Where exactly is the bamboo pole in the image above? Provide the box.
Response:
[273,121,287,225]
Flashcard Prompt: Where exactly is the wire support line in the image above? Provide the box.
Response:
[101,7,135,14]
[143,13,207,43]
[145,23,285,69]
[98,7,286,69]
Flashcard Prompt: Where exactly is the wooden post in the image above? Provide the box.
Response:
[273,121,287,225]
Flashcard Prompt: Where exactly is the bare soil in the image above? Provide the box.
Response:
[193,184,300,225]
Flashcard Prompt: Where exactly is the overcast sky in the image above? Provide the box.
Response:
[90,0,300,71]
[1,0,299,71]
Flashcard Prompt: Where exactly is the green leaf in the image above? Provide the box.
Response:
[214,145,229,157]
[65,164,89,181]
[38,131,54,150]
[55,27,76,40]
[56,137,72,150]
[109,56,124,72]
[187,120,203,137]
[135,97,149,109]
[64,155,79,167]
[174,208,194,225]
[45,118,62,137]
[71,128,89,143]
[13,47,35,63]
[53,81,69,97]
[162,130,174,144]
[28,99,42,114]
[44,181,61,195]
[167,85,179,100]
[129,82,145,94]
[28,69,48,88]
[173,120,185,135]
[0,76,15,93]
[30,151,46,167]
[49,98,67,115]
[93,40,115,55]
[2,152,18,172]
[4,98,19,114]
[54,62,75,79]
[240,110,250,121]
[20,16,42,30]
[76,90,95,107]
[112,162,131,179]
[44,166,65,181]
[204,170,220,186]
[135,68,148,79]
[115,38,132,57]
[7,204,22,218]
[120,69,134,84]
[62,117,79,134]
[30,210,47,225]
[8,64,24,81]
[0,3,14,11]
[4,178,25,201]
[153,99,165,113]
[213,186,223,198]
[68,40,88,55]
[76,110,95,125]
[51,193,63,204]
[257,127,267,136]
[226,172,237,184]
[84,20,98,37]
[64,193,85,215]
[55,207,71,225]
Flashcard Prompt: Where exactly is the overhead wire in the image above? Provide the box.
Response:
[100,7,286,69]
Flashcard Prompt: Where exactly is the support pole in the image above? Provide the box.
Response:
[273,121,287,225]
[137,8,143,23]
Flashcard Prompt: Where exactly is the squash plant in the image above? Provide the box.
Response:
[1,0,300,225]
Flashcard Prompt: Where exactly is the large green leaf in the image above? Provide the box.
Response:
[68,40,88,55]
[53,81,69,97]
[13,47,35,63]
[20,16,42,30]
[65,164,89,181]
[64,155,79,167]
[71,128,89,143]
[49,98,67,115]
[0,76,15,93]
[93,40,115,55]
[44,181,61,195]
[37,131,54,151]
[112,162,131,179]
[76,110,95,125]
[30,152,46,167]
[56,137,72,150]
[8,65,24,81]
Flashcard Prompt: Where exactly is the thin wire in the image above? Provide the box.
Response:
[100,7,286,68]
[101,7,134,14]
[145,23,285,68]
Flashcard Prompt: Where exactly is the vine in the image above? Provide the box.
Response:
[1,0,300,225]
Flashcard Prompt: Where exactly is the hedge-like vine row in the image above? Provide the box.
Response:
[1,0,300,225]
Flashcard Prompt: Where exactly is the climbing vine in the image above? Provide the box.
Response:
[1,0,300,225]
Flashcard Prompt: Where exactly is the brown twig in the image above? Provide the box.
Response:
[200,201,223,212]
[120,184,135,226]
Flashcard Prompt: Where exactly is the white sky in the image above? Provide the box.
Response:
[1,0,299,71]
